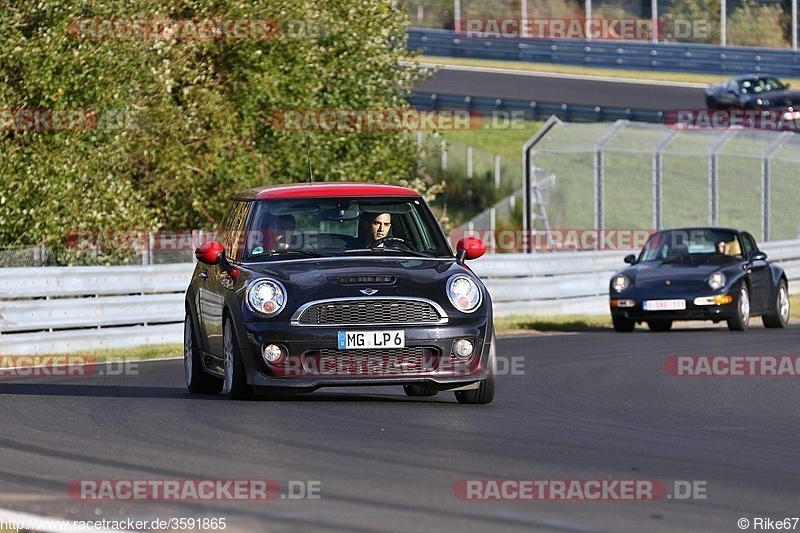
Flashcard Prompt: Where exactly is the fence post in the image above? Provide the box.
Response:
[494,154,501,189]
[762,132,793,241]
[441,139,447,171]
[466,145,473,179]
[708,130,736,226]
[653,131,676,230]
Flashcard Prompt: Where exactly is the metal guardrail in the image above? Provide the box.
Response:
[2,242,798,354]
[409,92,664,123]
[0,264,192,355]
[409,28,800,78]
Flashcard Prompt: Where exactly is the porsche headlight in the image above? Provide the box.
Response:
[708,272,726,291]
[246,279,286,317]
[447,274,482,313]
[612,274,631,293]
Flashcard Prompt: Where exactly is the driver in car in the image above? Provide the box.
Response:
[363,212,392,247]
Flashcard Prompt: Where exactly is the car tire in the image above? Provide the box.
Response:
[647,320,673,332]
[184,314,223,394]
[762,279,790,328]
[455,335,496,405]
[403,385,438,397]
[612,316,635,332]
[223,316,255,400]
[727,285,751,331]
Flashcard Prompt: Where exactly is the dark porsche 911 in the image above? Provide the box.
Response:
[184,183,495,403]
[705,74,800,111]
[609,227,789,332]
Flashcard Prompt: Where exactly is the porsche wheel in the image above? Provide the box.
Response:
[612,316,635,332]
[184,314,223,394]
[727,285,750,331]
[647,320,672,332]
[223,316,255,400]
[762,280,790,328]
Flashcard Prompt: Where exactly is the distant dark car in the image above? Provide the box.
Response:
[705,74,800,110]
[184,183,495,403]
[609,227,789,332]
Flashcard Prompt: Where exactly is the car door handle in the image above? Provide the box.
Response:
[200,271,209,279]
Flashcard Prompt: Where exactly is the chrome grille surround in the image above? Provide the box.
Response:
[290,297,448,327]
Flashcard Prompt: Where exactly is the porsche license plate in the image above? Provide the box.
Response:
[338,330,405,350]
[643,299,686,311]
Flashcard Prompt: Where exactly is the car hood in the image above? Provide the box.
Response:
[625,261,734,290]
[240,256,467,300]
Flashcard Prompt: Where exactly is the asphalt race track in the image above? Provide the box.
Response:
[415,67,708,111]
[2,325,799,532]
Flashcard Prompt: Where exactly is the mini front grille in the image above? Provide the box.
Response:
[294,298,444,326]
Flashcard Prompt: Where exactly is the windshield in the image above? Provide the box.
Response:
[638,229,743,263]
[242,197,452,261]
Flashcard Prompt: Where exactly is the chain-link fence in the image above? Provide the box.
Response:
[526,120,800,242]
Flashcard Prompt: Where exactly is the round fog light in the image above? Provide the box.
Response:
[262,344,286,364]
[453,339,474,359]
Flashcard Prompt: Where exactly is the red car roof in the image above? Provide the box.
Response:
[234,183,421,200]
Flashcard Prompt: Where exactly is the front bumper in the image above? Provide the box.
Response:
[239,318,492,393]
[609,292,737,322]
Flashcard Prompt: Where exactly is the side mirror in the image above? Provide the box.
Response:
[195,241,225,265]
[456,236,486,264]
[751,251,767,261]
[624,254,636,264]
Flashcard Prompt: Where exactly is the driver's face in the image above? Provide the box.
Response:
[370,213,391,242]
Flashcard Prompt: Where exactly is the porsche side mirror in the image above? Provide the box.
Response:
[195,241,225,265]
[456,236,486,264]
[624,254,636,264]
[751,251,767,261]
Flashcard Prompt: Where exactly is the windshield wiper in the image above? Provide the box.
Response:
[266,249,325,258]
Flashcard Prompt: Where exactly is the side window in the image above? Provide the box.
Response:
[742,233,757,257]
[220,201,250,262]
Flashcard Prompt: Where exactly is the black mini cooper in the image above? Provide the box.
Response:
[184,183,495,403]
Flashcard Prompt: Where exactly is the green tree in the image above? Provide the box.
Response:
[0,0,432,261]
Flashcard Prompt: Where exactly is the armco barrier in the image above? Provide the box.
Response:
[1,240,798,354]
[408,28,800,78]
[0,264,193,356]
[409,92,664,123]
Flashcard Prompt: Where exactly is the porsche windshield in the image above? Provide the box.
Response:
[639,229,744,263]
[242,197,452,261]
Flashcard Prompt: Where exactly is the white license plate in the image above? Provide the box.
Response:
[337,330,405,350]
[643,299,686,311]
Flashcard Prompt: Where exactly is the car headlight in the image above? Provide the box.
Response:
[447,274,482,313]
[708,272,726,291]
[246,279,287,317]
[612,274,630,293]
